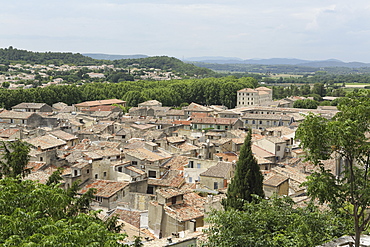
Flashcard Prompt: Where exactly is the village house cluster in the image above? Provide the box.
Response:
[0,63,183,89]
[0,87,342,245]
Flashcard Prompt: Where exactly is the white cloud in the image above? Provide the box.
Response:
[1,1,370,61]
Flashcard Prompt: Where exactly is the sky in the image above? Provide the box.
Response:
[2,0,370,62]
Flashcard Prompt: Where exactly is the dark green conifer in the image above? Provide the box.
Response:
[222,129,264,210]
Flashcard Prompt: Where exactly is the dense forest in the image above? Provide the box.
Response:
[0,76,258,109]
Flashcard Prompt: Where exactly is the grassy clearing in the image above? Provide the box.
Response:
[334,83,370,87]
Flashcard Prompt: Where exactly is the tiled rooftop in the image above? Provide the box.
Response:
[191,117,238,125]
[264,173,289,187]
[26,135,67,150]
[200,161,235,178]
[50,130,78,141]
[148,170,185,188]
[78,179,129,198]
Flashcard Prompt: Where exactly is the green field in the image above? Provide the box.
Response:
[334,82,370,87]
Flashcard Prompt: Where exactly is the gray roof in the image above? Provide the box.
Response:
[200,162,235,178]
[12,102,49,109]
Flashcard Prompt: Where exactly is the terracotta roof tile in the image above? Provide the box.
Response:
[264,174,289,187]
[26,135,67,150]
[78,179,129,198]
[148,170,185,188]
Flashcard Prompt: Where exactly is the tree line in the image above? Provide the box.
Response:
[0,76,258,109]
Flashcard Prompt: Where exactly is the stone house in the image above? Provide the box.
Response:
[165,109,187,120]
[236,87,273,108]
[78,179,129,209]
[182,102,213,118]
[0,128,22,140]
[49,130,79,147]
[0,110,57,129]
[184,157,219,184]
[124,142,172,180]
[147,170,185,195]
[191,117,243,131]
[148,189,205,238]
[242,113,294,130]
[254,136,287,161]
[63,160,92,189]
[263,173,289,197]
[74,99,126,112]
[12,102,53,112]
[199,161,235,190]
[26,135,67,165]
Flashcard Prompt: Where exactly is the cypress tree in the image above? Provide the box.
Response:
[222,130,264,210]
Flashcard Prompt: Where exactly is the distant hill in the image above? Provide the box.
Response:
[0,47,216,78]
[83,53,148,60]
[0,47,100,66]
[184,56,370,68]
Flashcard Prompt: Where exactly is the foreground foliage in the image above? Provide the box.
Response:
[206,196,350,247]
[296,91,370,247]
[0,178,126,246]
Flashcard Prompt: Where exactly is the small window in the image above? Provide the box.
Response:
[131,161,138,166]
[147,185,154,194]
[103,172,107,177]
[277,145,281,151]
[40,157,43,162]
[189,177,193,182]
[148,170,156,178]
[189,161,194,168]
[95,174,98,179]
[197,163,201,169]
[214,182,218,190]
[86,169,89,174]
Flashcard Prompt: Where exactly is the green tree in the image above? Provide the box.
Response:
[222,130,264,210]
[296,91,370,247]
[293,99,318,109]
[1,81,10,88]
[0,139,31,178]
[206,196,349,247]
[0,178,127,246]
[312,83,326,96]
